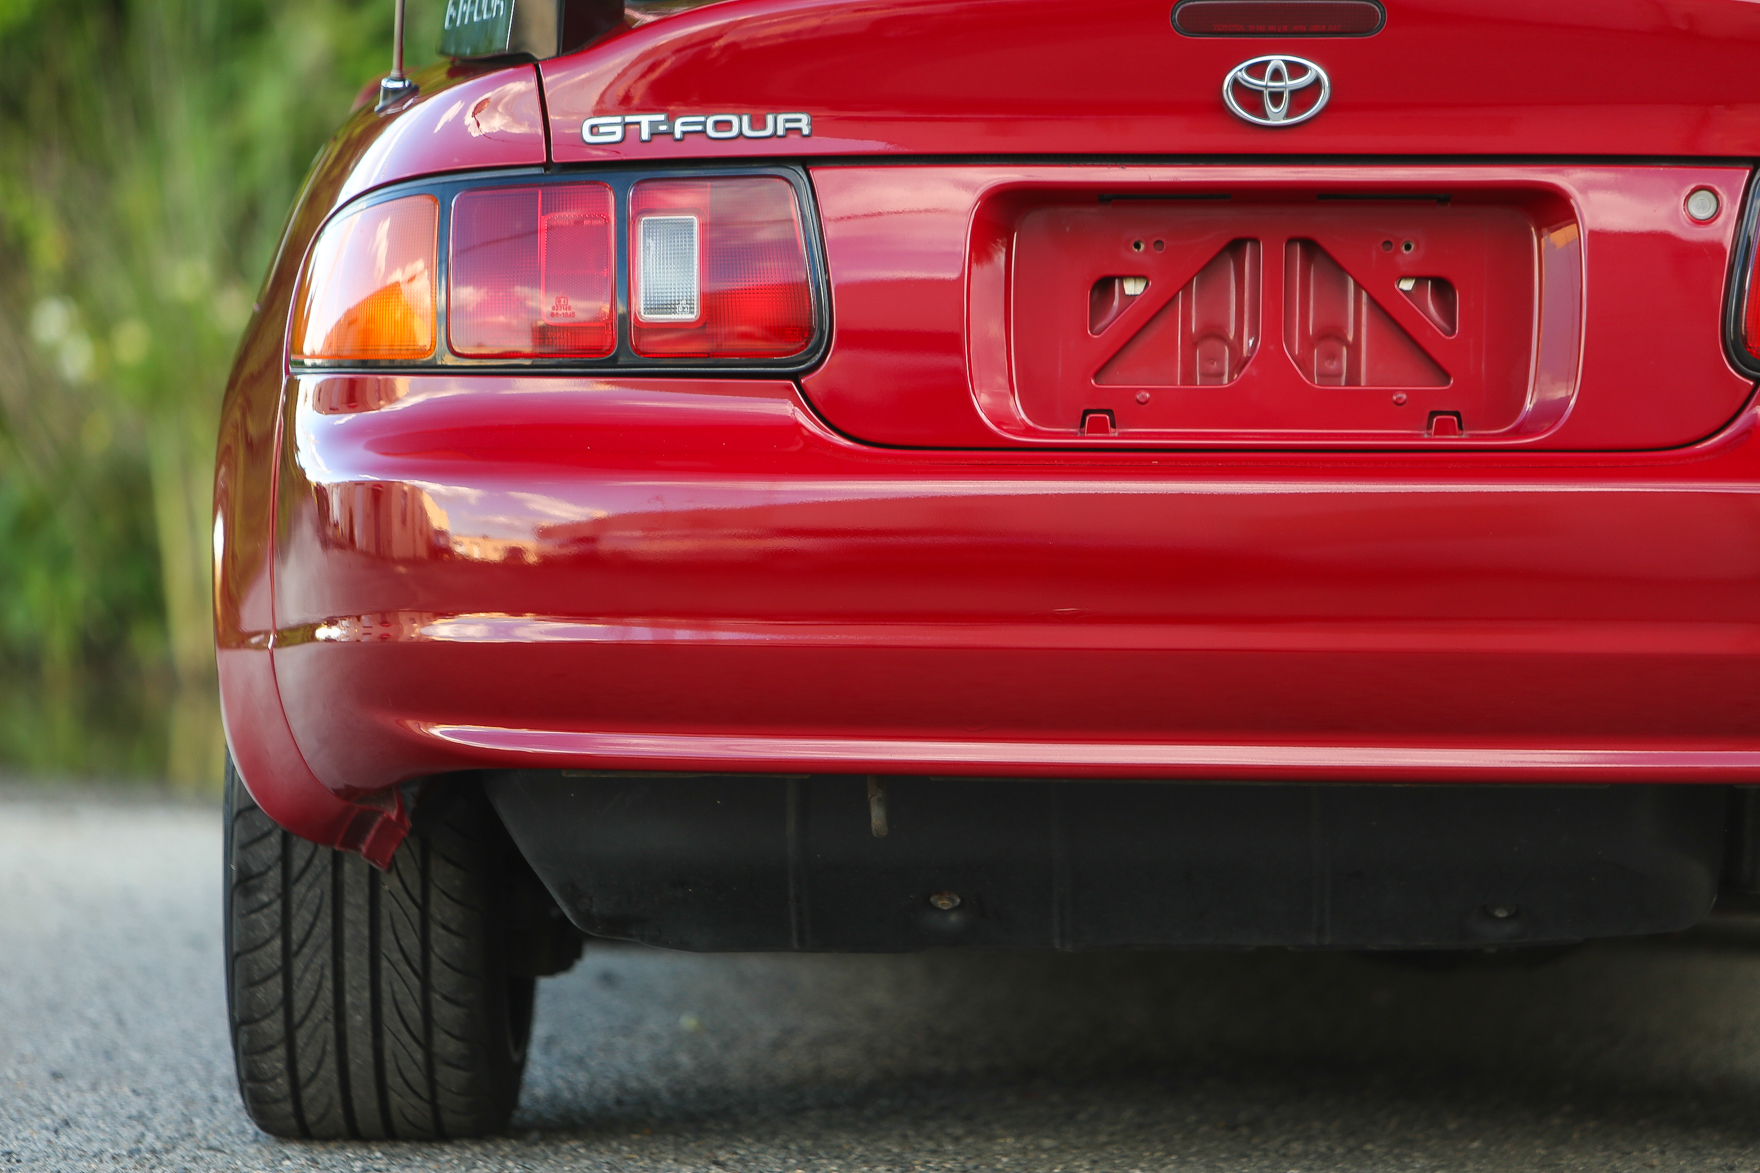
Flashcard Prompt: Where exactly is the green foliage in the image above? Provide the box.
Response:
[0,0,41,39]
[0,0,440,782]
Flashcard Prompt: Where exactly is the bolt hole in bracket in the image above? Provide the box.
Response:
[1398,275,1458,336]
[967,175,1603,448]
[1088,275,1151,333]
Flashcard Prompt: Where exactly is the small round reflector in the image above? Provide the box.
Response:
[1685,188,1721,223]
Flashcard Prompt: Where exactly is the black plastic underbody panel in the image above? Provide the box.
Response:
[484,774,1726,952]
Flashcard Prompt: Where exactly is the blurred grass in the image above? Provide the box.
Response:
[0,0,443,790]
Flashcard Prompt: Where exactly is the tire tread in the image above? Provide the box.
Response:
[223,760,529,1139]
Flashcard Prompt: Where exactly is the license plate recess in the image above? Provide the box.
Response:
[992,187,1579,445]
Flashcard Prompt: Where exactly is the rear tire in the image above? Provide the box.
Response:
[223,756,534,1139]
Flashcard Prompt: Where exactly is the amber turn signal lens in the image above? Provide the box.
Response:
[292,194,438,361]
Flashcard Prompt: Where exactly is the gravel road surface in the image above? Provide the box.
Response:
[5,786,1760,1172]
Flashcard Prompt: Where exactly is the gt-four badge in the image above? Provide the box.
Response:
[583,112,813,144]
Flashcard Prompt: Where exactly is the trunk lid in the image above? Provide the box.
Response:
[542,0,1760,450]
[544,0,1760,162]
[800,162,1752,450]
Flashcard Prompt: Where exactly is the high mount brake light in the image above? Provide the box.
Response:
[291,172,819,369]
[449,184,616,358]
[630,177,814,359]
[1172,0,1385,36]
[293,195,438,361]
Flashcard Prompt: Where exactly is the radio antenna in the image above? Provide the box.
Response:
[377,0,418,110]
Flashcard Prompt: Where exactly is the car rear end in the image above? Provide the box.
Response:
[219,0,1760,964]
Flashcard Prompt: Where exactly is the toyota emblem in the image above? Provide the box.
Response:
[1223,55,1330,127]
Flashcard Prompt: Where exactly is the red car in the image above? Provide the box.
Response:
[217,0,1760,1140]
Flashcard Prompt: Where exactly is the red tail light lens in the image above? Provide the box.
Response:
[449,183,615,358]
[1746,248,1760,363]
[290,172,820,369]
[630,177,814,359]
[293,195,438,361]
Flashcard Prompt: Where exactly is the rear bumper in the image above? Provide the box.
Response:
[487,773,1727,951]
[221,372,1760,845]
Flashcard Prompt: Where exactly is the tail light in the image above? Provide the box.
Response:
[1747,271,1760,361]
[1730,173,1760,376]
[292,195,438,361]
[449,183,616,358]
[630,177,814,358]
[1744,240,1760,366]
[290,170,822,371]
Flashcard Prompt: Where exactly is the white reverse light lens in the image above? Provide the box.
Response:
[637,215,700,322]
